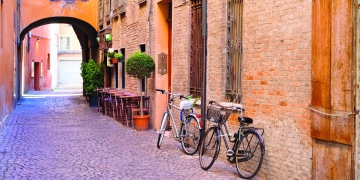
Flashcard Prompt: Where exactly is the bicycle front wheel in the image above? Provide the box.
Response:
[199,126,220,170]
[235,129,265,179]
[180,115,201,155]
[157,112,169,149]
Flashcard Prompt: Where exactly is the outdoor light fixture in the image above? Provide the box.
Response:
[37,38,40,41]
[105,33,112,42]
[96,36,100,42]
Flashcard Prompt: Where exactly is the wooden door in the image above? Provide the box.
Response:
[34,62,40,91]
[311,0,354,179]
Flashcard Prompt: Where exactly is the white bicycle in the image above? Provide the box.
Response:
[156,89,202,155]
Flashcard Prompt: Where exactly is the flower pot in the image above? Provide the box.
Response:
[110,58,118,64]
[87,95,98,107]
[133,115,150,130]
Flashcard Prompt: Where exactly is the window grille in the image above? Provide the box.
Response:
[59,37,70,51]
[105,0,110,22]
[190,0,203,98]
[99,0,103,24]
[226,0,243,102]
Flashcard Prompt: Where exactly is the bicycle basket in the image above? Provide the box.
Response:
[206,104,233,123]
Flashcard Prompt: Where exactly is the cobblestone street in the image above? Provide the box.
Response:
[0,90,247,179]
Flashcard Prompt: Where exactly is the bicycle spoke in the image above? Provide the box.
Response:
[235,130,264,179]
[199,127,219,170]
[180,116,201,155]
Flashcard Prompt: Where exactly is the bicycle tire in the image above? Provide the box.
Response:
[180,115,201,155]
[157,112,169,149]
[199,126,220,170]
[235,129,265,179]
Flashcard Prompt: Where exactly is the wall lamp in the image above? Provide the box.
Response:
[105,33,112,42]
[37,38,40,41]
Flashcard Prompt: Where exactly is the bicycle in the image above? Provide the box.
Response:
[156,89,202,155]
[199,101,265,179]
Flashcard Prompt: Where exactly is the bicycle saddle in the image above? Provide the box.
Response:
[238,117,253,124]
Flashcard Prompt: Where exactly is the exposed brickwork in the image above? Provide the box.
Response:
[107,0,313,179]
[241,0,312,179]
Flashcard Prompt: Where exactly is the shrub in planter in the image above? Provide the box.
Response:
[125,51,155,129]
[80,59,104,106]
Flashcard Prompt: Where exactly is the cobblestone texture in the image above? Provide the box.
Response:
[0,91,256,180]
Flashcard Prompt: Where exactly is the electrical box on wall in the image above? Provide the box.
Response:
[158,52,167,75]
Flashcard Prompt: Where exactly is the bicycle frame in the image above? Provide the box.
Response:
[162,91,201,139]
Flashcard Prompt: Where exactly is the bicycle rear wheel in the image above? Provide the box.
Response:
[235,129,265,179]
[180,115,201,155]
[199,126,220,170]
[157,112,169,149]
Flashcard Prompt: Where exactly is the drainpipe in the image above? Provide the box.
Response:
[146,0,153,98]
[15,0,21,101]
[201,0,207,136]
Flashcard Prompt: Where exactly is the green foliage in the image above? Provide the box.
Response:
[106,51,116,58]
[114,53,123,60]
[125,51,155,79]
[80,59,104,95]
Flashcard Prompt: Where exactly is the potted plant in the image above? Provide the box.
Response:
[125,51,155,130]
[80,59,104,107]
[114,52,123,62]
[106,51,118,64]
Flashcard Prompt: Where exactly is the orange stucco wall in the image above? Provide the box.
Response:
[20,0,98,31]
[153,2,170,131]
[0,1,17,132]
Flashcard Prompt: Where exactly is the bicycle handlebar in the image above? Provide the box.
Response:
[156,88,187,100]
[208,101,245,112]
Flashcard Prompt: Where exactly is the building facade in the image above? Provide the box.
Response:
[23,25,53,91]
[0,0,20,132]
[99,0,359,179]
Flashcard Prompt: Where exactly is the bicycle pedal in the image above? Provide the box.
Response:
[166,126,172,131]
[226,150,234,156]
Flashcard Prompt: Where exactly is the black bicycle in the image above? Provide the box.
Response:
[199,101,265,179]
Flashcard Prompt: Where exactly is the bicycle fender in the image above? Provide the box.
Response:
[187,114,202,129]
[244,128,265,154]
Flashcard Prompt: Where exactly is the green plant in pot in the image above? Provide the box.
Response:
[114,52,123,62]
[125,51,155,130]
[80,59,104,107]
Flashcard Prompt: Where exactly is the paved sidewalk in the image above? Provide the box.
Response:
[0,91,249,179]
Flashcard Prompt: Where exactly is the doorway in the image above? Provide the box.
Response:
[34,62,40,91]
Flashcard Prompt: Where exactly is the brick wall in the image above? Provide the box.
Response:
[171,0,313,179]
[241,0,312,179]
[108,0,313,178]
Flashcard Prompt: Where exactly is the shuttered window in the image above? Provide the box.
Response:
[190,0,203,98]
[226,0,243,102]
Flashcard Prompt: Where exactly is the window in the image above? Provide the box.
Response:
[99,0,103,24]
[59,37,70,51]
[226,0,243,102]
[140,45,146,92]
[190,0,203,98]
[120,48,126,89]
[47,54,50,70]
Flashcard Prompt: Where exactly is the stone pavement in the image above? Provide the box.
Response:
[0,90,253,180]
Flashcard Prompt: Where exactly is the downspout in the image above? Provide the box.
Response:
[146,0,153,97]
[201,0,207,135]
[15,0,21,101]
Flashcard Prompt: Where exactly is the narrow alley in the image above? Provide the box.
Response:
[0,90,246,179]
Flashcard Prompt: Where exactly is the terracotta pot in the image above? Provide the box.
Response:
[110,58,118,64]
[134,115,150,130]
